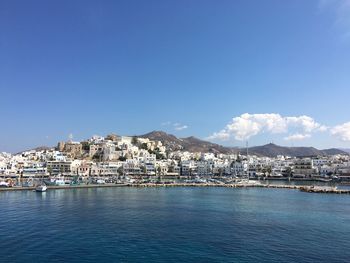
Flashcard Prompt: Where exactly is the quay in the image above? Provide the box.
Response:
[1,182,349,194]
[0,184,128,191]
[131,183,350,194]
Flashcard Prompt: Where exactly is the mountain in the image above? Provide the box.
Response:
[180,136,236,154]
[322,148,348,155]
[139,132,348,157]
[338,148,350,154]
[248,143,348,157]
[139,131,236,154]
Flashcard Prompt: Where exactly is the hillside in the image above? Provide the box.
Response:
[139,131,236,154]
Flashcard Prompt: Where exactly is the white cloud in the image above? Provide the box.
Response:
[162,121,189,131]
[284,133,311,141]
[331,122,350,141]
[174,125,188,131]
[208,113,326,141]
[285,115,328,133]
[207,130,231,141]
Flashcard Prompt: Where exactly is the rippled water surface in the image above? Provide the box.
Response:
[1,187,350,262]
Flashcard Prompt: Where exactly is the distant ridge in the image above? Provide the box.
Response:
[322,148,348,156]
[247,143,347,157]
[139,131,348,157]
[16,146,53,155]
[338,148,350,154]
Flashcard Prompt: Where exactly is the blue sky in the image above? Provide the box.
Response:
[1,0,350,152]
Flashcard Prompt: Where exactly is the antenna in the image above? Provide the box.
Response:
[246,141,248,157]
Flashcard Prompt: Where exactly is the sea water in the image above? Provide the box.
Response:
[1,187,349,262]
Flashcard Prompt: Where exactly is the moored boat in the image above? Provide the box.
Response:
[0,181,10,187]
[35,184,47,192]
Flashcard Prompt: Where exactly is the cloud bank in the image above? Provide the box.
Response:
[207,113,328,142]
[331,122,350,141]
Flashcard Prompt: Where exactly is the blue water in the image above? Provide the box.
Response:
[1,187,350,262]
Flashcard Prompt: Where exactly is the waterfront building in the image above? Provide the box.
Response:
[197,161,211,176]
[46,161,72,175]
[319,165,335,176]
[293,158,317,177]
[181,160,197,176]
[22,162,47,177]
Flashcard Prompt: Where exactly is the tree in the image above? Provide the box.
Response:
[168,165,174,173]
[131,136,138,146]
[148,148,165,160]
[156,166,162,182]
[156,152,165,160]
[92,152,102,162]
[140,165,147,174]
[59,165,65,175]
[118,156,127,161]
[81,141,91,151]
[266,166,272,176]
[117,166,124,177]
[284,167,292,177]
[141,143,148,150]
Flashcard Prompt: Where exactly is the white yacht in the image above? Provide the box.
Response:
[0,181,9,187]
[96,179,106,184]
[35,184,47,192]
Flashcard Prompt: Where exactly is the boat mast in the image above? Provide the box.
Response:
[246,141,249,181]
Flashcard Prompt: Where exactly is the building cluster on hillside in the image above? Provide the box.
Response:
[1,134,350,182]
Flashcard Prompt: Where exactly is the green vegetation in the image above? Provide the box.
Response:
[118,156,127,161]
[92,152,102,161]
[140,143,148,150]
[131,136,139,146]
[81,141,91,151]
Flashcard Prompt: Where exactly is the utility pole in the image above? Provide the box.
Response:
[246,141,249,181]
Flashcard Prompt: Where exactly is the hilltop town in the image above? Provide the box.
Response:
[1,131,350,187]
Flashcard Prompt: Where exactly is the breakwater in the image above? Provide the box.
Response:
[1,182,350,194]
